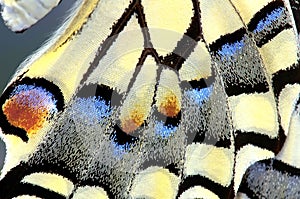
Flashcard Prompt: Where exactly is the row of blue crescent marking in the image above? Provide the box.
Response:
[217,5,285,59]
[76,86,214,155]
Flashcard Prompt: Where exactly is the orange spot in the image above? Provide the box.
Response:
[159,94,180,117]
[2,90,50,136]
[121,108,145,133]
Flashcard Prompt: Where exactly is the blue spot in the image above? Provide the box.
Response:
[185,85,213,107]
[217,39,245,59]
[11,84,57,113]
[93,96,111,119]
[111,133,132,157]
[254,7,284,33]
[74,96,111,124]
[155,121,177,138]
[12,84,36,95]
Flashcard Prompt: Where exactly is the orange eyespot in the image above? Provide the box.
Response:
[158,94,180,117]
[2,84,58,137]
[121,108,145,133]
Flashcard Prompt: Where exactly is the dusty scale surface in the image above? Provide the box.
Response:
[0,0,299,198]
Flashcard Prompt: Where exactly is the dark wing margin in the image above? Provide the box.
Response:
[289,0,300,34]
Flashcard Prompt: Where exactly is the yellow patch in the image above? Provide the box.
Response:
[200,0,243,44]
[278,84,300,134]
[184,143,234,187]
[228,92,278,137]
[21,173,74,197]
[72,186,109,199]
[179,41,212,81]
[143,0,193,55]
[259,28,299,75]
[231,0,272,24]
[178,186,220,199]
[130,166,180,199]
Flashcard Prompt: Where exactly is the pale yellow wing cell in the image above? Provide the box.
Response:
[119,57,158,133]
[259,28,299,75]
[228,92,278,137]
[143,0,193,55]
[179,41,212,81]
[184,143,234,187]
[72,186,109,199]
[278,84,300,135]
[13,0,130,102]
[200,0,243,44]
[179,186,220,199]
[21,172,74,197]
[87,15,144,93]
[130,166,180,199]
[0,124,52,180]
[12,196,43,199]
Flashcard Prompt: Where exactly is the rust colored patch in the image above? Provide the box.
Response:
[159,94,180,117]
[2,90,50,136]
[121,108,145,133]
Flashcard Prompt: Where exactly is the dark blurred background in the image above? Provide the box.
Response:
[0,0,76,171]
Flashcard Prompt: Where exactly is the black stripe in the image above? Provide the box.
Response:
[209,28,246,52]
[0,161,79,186]
[140,160,181,177]
[192,131,231,148]
[76,83,123,107]
[247,0,292,47]
[0,162,73,199]
[296,94,300,107]
[272,63,300,97]
[161,0,202,71]
[238,179,260,199]
[290,0,300,34]
[255,23,292,48]
[238,158,300,198]
[176,175,232,199]
[181,76,215,90]
[225,81,269,97]
[235,131,282,153]
[265,158,300,176]
[153,108,181,127]
[165,163,181,176]
[209,28,270,96]
[77,84,113,102]
[7,183,65,199]
[248,0,285,32]
[278,125,287,153]
[111,124,139,146]
[0,160,121,199]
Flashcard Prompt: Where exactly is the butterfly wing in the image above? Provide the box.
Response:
[0,0,300,198]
